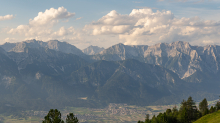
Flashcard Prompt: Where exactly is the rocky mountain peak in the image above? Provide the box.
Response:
[110,43,126,50]
[45,40,85,56]
[99,43,126,55]
[1,42,16,52]
[0,39,85,57]
[170,41,190,46]
[24,39,37,43]
[91,41,220,80]
[47,40,61,45]
[82,45,105,55]
[46,40,61,50]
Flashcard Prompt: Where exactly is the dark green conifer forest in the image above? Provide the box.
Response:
[42,109,78,123]
[138,96,220,123]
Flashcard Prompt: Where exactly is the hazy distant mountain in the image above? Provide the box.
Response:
[82,45,105,55]
[1,39,85,57]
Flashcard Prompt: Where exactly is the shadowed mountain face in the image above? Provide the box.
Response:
[82,45,105,55]
[0,40,220,110]
[0,46,198,109]
[7,47,88,76]
[0,47,20,91]
[70,59,190,105]
[0,47,91,110]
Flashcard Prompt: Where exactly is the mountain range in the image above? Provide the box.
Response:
[0,39,219,111]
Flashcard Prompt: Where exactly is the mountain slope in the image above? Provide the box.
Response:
[91,43,147,61]
[1,39,85,57]
[0,47,49,111]
[0,47,92,110]
[82,45,105,55]
[0,40,220,110]
[7,47,89,79]
[71,59,192,105]
[0,47,20,91]
[91,41,220,85]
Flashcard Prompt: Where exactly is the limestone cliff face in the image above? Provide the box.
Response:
[143,41,199,78]
[144,42,220,79]
[92,41,220,79]
[1,39,85,56]
[82,45,105,55]
[2,40,220,80]
[91,43,148,61]
[46,40,85,56]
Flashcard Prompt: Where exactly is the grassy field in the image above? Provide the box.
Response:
[0,115,41,123]
[194,111,220,123]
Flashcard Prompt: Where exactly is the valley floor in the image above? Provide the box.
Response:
[0,103,178,123]
[1,99,218,123]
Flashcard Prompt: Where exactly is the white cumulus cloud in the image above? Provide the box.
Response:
[85,8,220,46]
[76,17,83,20]
[8,7,77,41]
[29,6,75,26]
[4,38,17,43]
[0,15,14,21]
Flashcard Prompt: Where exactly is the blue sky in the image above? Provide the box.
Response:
[0,0,220,49]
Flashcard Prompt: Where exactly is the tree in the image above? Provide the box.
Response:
[216,101,220,110]
[172,105,178,116]
[178,96,199,122]
[151,115,157,123]
[156,113,168,123]
[137,96,204,123]
[166,109,172,115]
[137,120,144,123]
[145,114,150,123]
[210,106,216,113]
[178,107,188,123]
[66,113,79,123]
[199,98,209,116]
[42,109,64,123]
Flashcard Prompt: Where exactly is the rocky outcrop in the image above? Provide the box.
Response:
[7,47,88,76]
[82,45,105,55]
[1,39,85,56]
[92,41,220,79]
